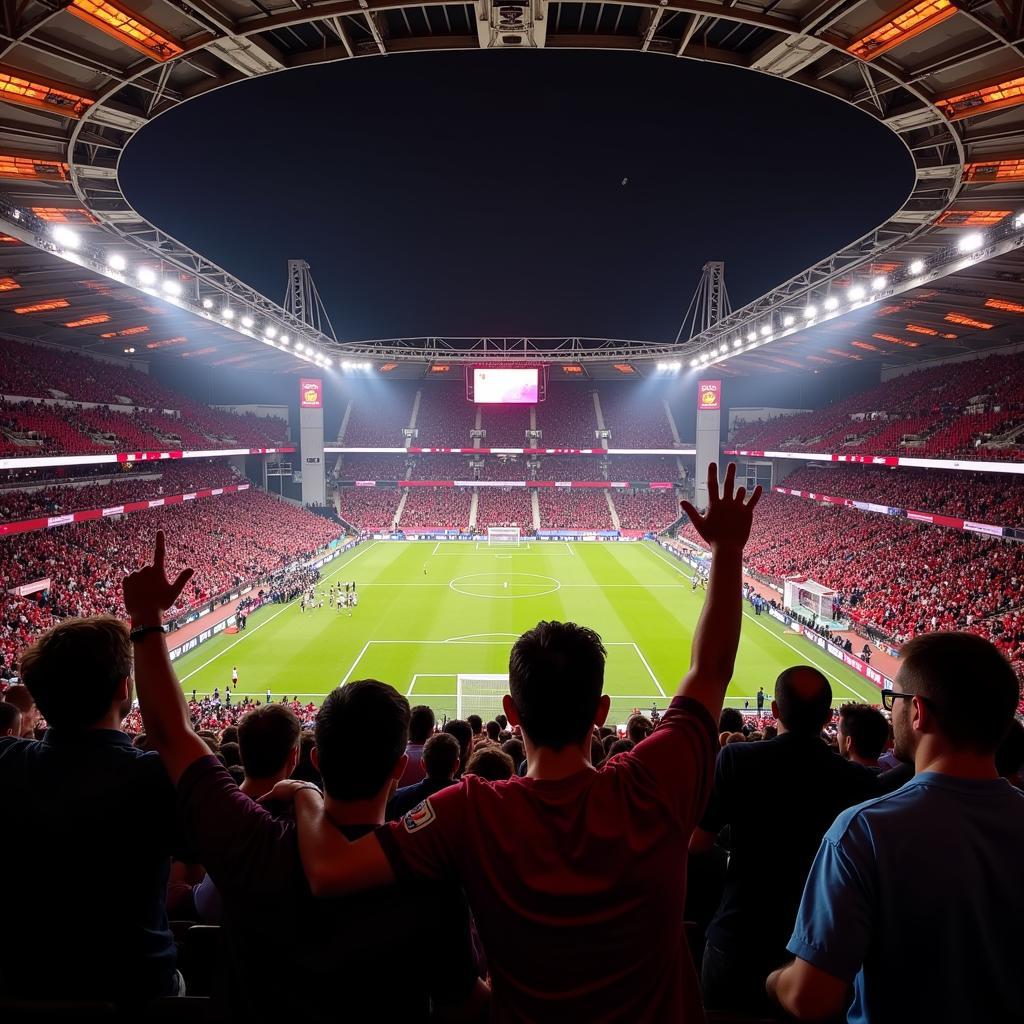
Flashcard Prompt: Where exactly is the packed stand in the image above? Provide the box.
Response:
[334,487,401,531]
[611,489,680,532]
[599,385,676,447]
[339,387,414,446]
[781,464,1024,526]
[337,455,411,480]
[535,386,597,446]
[414,384,478,446]
[537,488,613,530]
[482,404,533,446]
[0,461,240,523]
[398,486,471,529]
[731,349,1024,459]
[0,489,340,676]
[475,488,534,529]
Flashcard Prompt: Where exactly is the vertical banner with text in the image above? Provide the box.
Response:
[300,378,323,409]
[695,379,722,508]
[697,380,721,411]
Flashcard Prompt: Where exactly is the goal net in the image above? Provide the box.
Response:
[457,673,509,721]
[783,576,840,624]
[487,526,522,547]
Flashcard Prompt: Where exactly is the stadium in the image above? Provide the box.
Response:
[1,1,1024,1020]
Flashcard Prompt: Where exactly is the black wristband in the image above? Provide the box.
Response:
[129,624,166,642]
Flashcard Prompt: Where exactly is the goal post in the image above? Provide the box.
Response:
[456,673,509,721]
[487,526,522,547]
[783,576,840,624]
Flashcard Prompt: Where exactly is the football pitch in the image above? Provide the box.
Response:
[173,540,881,722]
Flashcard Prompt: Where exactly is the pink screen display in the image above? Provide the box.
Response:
[473,368,538,404]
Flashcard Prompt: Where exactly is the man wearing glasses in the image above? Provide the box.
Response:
[767,631,1024,1023]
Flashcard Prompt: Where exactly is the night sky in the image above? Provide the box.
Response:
[120,50,913,344]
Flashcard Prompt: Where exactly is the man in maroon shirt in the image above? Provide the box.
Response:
[271,462,761,1021]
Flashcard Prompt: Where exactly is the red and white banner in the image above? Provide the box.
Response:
[325,447,694,456]
[0,483,250,538]
[0,447,295,471]
[7,577,50,597]
[725,449,1024,476]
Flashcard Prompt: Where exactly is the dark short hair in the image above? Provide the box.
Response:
[219,741,242,768]
[838,703,889,761]
[608,738,634,757]
[238,704,300,778]
[442,719,473,770]
[20,617,131,729]
[465,746,514,782]
[315,680,410,800]
[495,714,508,730]
[409,704,435,744]
[627,714,653,745]
[422,732,461,782]
[485,720,501,741]
[774,666,832,735]
[509,621,606,750]
[467,714,483,734]
[220,725,239,745]
[501,737,524,767]
[0,701,21,734]
[718,707,744,733]
[899,633,1020,753]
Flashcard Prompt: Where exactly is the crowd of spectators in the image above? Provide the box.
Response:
[0,462,239,523]
[338,386,415,446]
[413,384,479,446]
[612,489,680,532]
[481,404,532,446]
[0,337,288,450]
[780,464,1024,525]
[679,491,1024,678]
[535,386,598,446]
[399,487,472,529]
[2,468,1019,1021]
[0,490,341,678]
[731,349,1024,459]
[475,488,534,529]
[599,385,676,447]
[335,487,401,530]
[537,489,614,530]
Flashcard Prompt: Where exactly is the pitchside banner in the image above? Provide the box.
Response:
[698,380,721,411]
[300,378,323,409]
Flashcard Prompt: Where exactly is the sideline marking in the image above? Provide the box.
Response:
[632,642,667,698]
[641,543,867,700]
[178,541,378,683]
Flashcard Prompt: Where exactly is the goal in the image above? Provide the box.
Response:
[487,526,522,547]
[456,673,509,721]
[783,576,840,624]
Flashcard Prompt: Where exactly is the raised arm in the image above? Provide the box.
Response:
[123,530,209,783]
[676,463,760,719]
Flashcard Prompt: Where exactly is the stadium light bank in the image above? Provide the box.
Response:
[688,217,1024,370]
[24,213,337,370]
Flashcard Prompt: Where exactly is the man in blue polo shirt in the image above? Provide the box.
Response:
[767,631,1024,1022]
[0,616,181,1007]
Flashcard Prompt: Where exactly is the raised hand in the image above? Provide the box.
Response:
[123,530,195,626]
[680,462,761,550]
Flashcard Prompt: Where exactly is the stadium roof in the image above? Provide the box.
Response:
[1,0,1024,374]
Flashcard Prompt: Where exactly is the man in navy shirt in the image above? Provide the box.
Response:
[388,731,461,820]
[768,632,1024,1022]
[0,616,180,1007]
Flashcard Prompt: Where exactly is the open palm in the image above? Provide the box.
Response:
[681,463,761,550]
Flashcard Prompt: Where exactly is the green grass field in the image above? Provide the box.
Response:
[173,540,880,722]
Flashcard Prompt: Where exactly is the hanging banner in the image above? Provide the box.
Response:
[300,378,323,409]
[698,380,721,411]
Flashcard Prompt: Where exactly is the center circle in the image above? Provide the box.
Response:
[449,572,561,600]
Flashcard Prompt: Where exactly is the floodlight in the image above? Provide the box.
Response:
[295,343,305,353]
[221,307,234,320]
[162,279,182,297]
[657,362,667,372]
[107,253,127,272]
[51,225,80,250]
[908,259,925,276]
[241,314,254,328]
[760,324,772,336]
[265,325,277,339]
[871,275,887,291]
[804,305,817,319]
[733,338,743,348]
[719,344,728,354]
[137,266,156,285]
[280,335,289,345]
[689,358,698,367]
[746,331,756,342]
[1015,212,1024,229]
[202,297,214,309]
[823,296,839,311]
[957,232,984,254]
[782,315,795,327]
[325,358,333,368]
[847,284,866,302]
